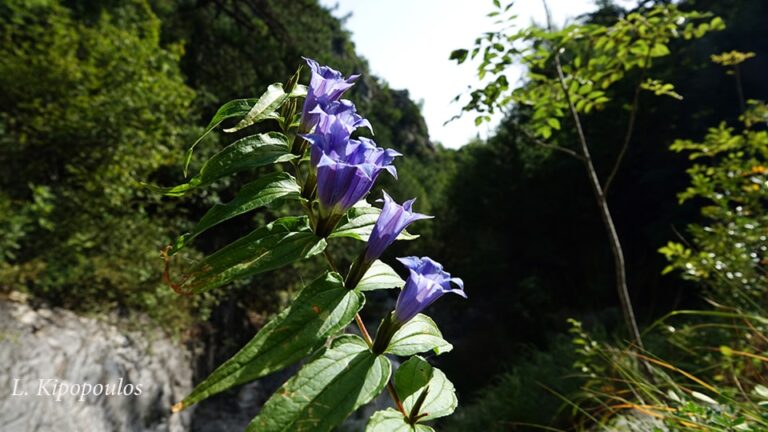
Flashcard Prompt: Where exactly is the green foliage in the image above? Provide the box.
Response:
[711,50,756,67]
[176,271,363,410]
[166,216,326,294]
[356,260,405,292]
[170,171,302,253]
[570,309,768,431]
[0,0,213,331]
[247,335,391,432]
[561,55,768,432]
[394,356,458,422]
[367,356,457,431]
[146,132,299,197]
[366,410,435,432]
[385,314,453,357]
[0,0,438,341]
[660,102,768,309]
[453,3,722,137]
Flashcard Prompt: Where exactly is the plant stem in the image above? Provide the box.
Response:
[290,107,408,415]
[552,53,645,351]
[322,249,340,273]
[354,313,373,346]
[387,382,407,418]
[603,40,654,195]
[513,122,585,161]
[319,234,408,417]
[603,72,643,194]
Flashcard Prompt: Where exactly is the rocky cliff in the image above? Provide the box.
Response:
[0,299,192,431]
[0,298,390,431]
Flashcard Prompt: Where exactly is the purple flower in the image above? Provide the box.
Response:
[315,100,372,136]
[300,58,359,131]
[364,192,432,262]
[316,138,400,217]
[302,100,372,167]
[393,256,466,324]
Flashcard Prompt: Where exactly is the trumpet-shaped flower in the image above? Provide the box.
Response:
[302,100,371,167]
[316,138,400,217]
[300,58,359,130]
[393,256,466,324]
[364,192,432,262]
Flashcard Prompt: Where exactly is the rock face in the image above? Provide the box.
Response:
[0,300,192,432]
[0,298,396,431]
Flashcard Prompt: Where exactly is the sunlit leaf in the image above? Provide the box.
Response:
[170,172,302,254]
[247,335,390,432]
[173,217,325,294]
[174,272,363,410]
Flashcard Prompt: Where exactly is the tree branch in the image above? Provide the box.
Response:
[552,51,645,351]
[603,43,655,195]
[513,123,585,161]
[602,76,642,195]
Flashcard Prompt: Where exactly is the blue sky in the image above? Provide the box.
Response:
[319,0,636,148]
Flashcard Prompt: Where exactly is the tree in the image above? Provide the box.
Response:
[0,0,201,326]
[451,0,723,349]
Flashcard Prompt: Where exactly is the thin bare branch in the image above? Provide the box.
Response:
[514,123,585,161]
[541,0,646,354]
[552,50,645,351]
[603,43,655,195]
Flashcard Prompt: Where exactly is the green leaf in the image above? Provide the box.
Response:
[330,203,418,242]
[449,49,469,64]
[366,409,434,432]
[145,132,296,197]
[394,356,431,401]
[175,272,363,410]
[183,98,259,176]
[546,117,561,130]
[224,83,288,133]
[170,172,302,254]
[247,335,391,432]
[386,314,453,356]
[395,356,458,421]
[176,217,326,294]
[329,203,380,241]
[650,43,670,57]
[355,260,405,292]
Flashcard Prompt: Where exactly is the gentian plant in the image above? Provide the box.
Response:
[148,59,466,431]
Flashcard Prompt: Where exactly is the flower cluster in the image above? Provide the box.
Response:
[299,58,401,234]
[300,58,466,338]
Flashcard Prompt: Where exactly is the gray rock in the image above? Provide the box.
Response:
[607,409,669,431]
[0,300,192,432]
[0,298,394,432]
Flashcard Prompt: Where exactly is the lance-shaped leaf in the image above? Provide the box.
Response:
[365,409,435,432]
[394,356,457,421]
[173,272,363,411]
[147,132,296,197]
[386,314,453,356]
[356,260,405,292]
[224,83,288,133]
[170,172,302,254]
[330,204,418,242]
[247,335,391,432]
[183,98,259,176]
[182,83,307,175]
[175,217,325,294]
